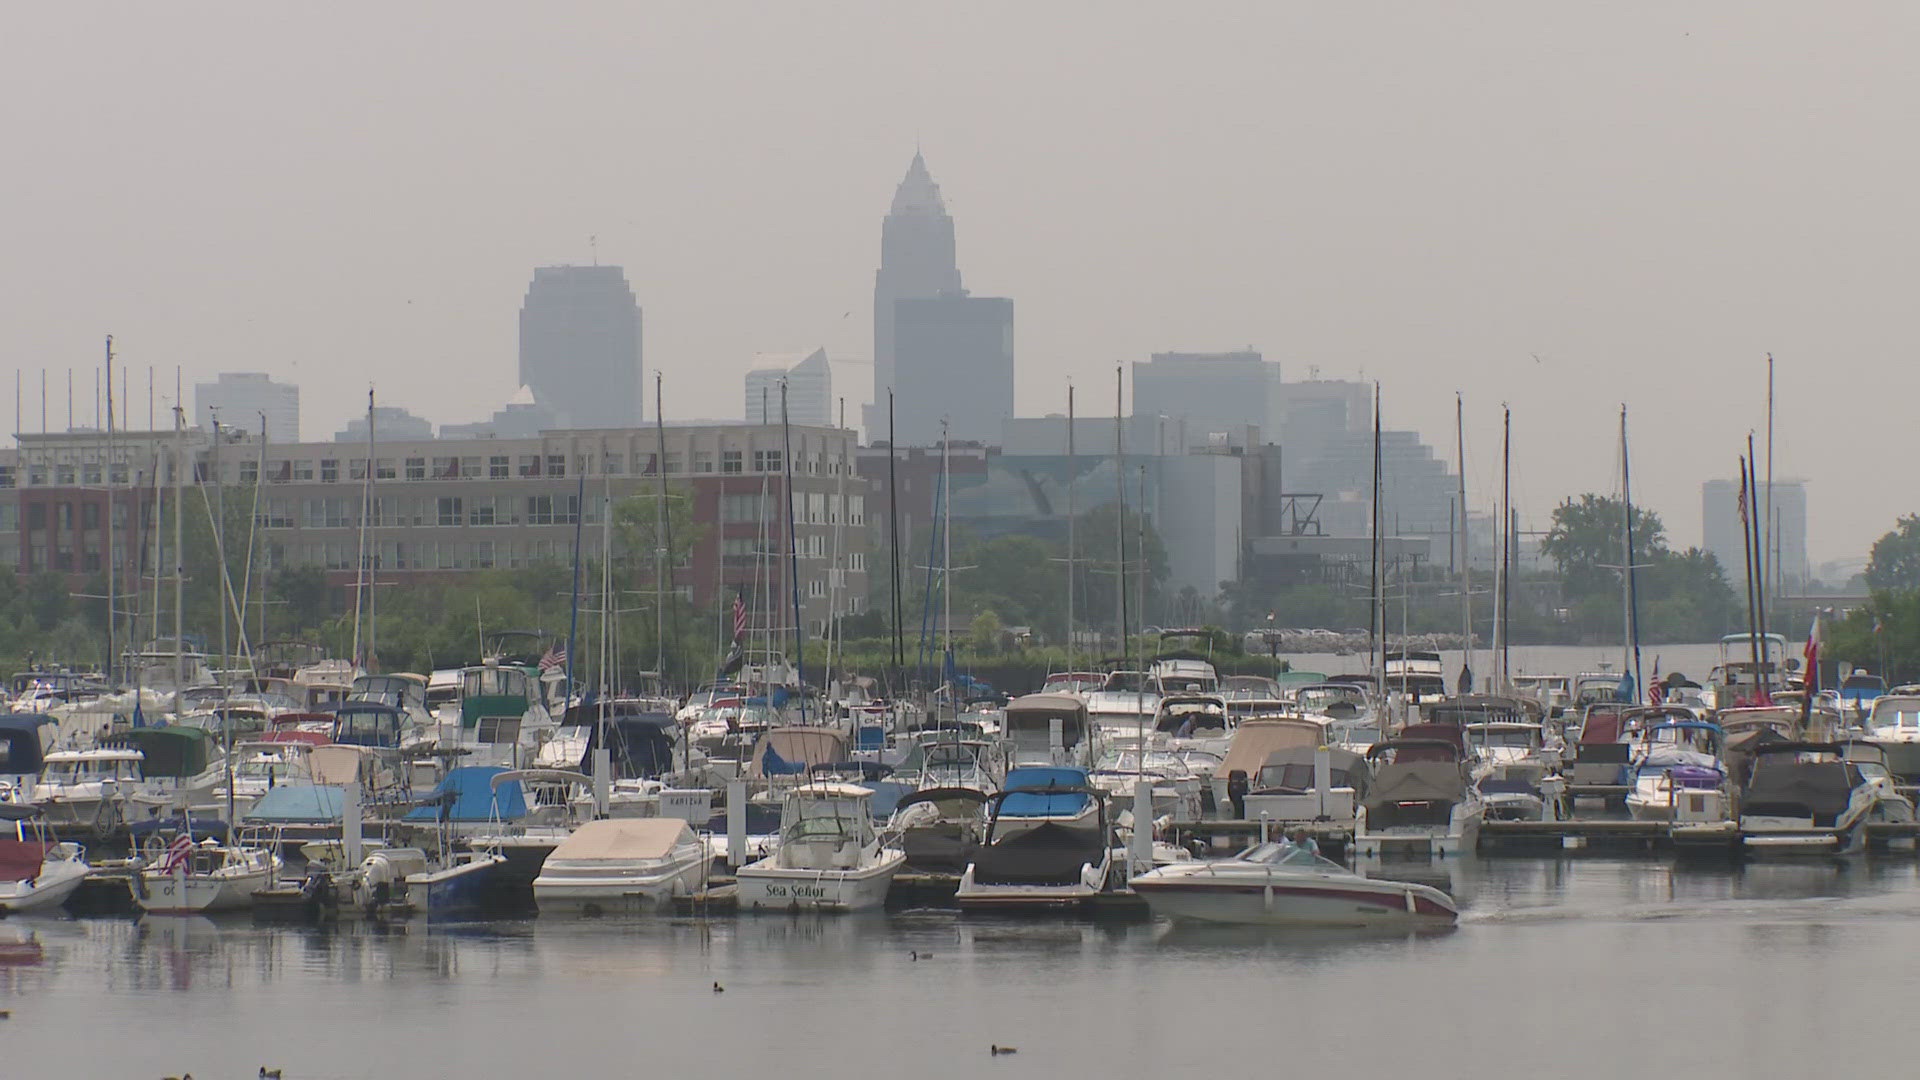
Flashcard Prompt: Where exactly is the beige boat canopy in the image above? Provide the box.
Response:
[546,817,696,862]
[1217,718,1324,779]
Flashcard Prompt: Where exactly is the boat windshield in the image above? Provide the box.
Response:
[1468,727,1541,749]
[1240,841,1346,872]
[1095,749,1185,774]
[1295,687,1367,716]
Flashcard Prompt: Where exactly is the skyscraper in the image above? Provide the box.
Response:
[892,295,1014,445]
[195,372,300,441]
[1703,477,1808,590]
[867,152,965,437]
[518,265,642,429]
[744,348,834,426]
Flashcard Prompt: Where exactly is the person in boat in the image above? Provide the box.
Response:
[1288,828,1320,856]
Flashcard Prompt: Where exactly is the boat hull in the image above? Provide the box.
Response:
[1131,877,1455,927]
[138,865,273,914]
[735,850,904,913]
[1351,807,1482,859]
[534,851,709,914]
[0,860,91,914]
[405,854,508,918]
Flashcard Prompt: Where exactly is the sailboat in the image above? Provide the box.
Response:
[135,828,278,914]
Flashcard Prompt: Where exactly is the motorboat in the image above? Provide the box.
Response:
[135,833,278,914]
[1152,695,1234,758]
[955,785,1116,911]
[1623,722,1730,823]
[1088,749,1204,825]
[1241,744,1371,827]
[399,766,528,844]
[1867,695,1920,782]
[1511,674,1572,717]
[30,747,167,833]
[1001,693,1098,768]
[991,766,1104,836]
[1084,690,1158,748]
[405,850,510,918]
[1351,736,1483,859]
[0,804,91,914]
[736,783,905,913]
[0,713,57,800]
[1211,717,1326,817]
[889,787,990,874]
[1739,742,1907,856]
[1463,721,1561,821]
[533,817,709,914]
[1130,840,1456,927]
[468,769,593,885]
[901,735,1001,792]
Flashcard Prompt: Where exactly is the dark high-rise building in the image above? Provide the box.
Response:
[892,294,1015,445]
[518,265,642,428]
[867,153,967,437]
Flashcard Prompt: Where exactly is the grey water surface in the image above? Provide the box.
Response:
[6,855,1917,1079]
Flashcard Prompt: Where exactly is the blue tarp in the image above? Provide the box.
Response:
[998,766,1093,817]
[244,784,346,823]
[404,766,527,822]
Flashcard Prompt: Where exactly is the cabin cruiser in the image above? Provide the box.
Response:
[1150,657,1219,696]
[903,737,1001,791]
[1039,672,1107,698]
[1085,690,1158,747]
[955,784,1116,911]
[1088,748,1204,825]
[1152,695,1233,758]
[441,662,557,768]
[1740,742,1909,856]
[1352,736,1483,858]
[533,817,709,914]
[136,832,278,914]
[1291,683,1375,728]
[1001,693,1097,769]
[1865,695,1920,783]
[31,747,169,831]
[0,713,57,800]
[1130,839,1456,927]
[1623,721,1730,823]
[890,787,991,873]
[1463,720,1561,821]
[1512,674,1572,716]
[736,783,905,913]
[1840,670,1886,721]
[993,766,1105,835]
[0,804,91,914]
[1212,718,1325,817]
[1241,745,1371,827]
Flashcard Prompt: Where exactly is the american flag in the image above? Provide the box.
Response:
[1736,461,1749,525]
[732,593,748,642]
[539,644,567,672]
[159,834,196,873]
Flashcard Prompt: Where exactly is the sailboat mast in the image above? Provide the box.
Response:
[1115,367,1127,663]
[1455,393,1471,694]
[105,337,117,684]
[887,390,903,677]
[656,372,671,684]
[1619,406,1632,680]
[825,397,847,699]
[1065,382,1076,673]
[1370,383,1383,702]
[1765,353,1774,630]
[1497,406,1511,692]
[365,393,377,673]
[172,402,185,704]
[1622,405,1644,699]
[941,419,953,722]
[781,380,805,721]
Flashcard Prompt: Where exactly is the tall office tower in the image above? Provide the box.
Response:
[1130,351,1284,452]
[744,348,834,426]
[518,265,643,429]
[195,372,300,441]
[866,152,965,437]
[891,294,1015,446]
[1703,477,1809,590]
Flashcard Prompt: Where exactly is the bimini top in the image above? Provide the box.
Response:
[243,784,345,824]
[100,727,214,777]
[747,727,849,779]
[998,766,1093,817]
[546,817,696,863]
[1217,719,1325,780]
[404,766,527,822]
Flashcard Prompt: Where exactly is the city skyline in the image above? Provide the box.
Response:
[8,4,1915,565]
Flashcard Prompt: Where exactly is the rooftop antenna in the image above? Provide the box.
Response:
[590,235,598,267]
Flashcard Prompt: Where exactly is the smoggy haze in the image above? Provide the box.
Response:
[6,3,1917,566]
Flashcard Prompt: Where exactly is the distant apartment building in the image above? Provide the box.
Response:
[519,265,643,429]
[744,348,833,426]
[3,422,869,638]
[195,373,300,442]
[334,405,433,443]
[1703,477,1808,589]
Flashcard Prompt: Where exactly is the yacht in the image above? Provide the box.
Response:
[1463,720,1561,821]
[1867,695,1920,782]
[533,817,709,914]
[1241,744,1371,827]
[955,784,1116,911]
[135,833,278,914]
[1740,742,1908,856]
[0,804,91,914]
[736,783,904,913]
[1623,721,1730,823]
[1212,718,1326,816]
[889,787,990,874]
[1001,693,1097,769]
[1352,736,1483,859]
[1130,840,1456,927]
[1088,748,1204,825]
[30,747,167,832]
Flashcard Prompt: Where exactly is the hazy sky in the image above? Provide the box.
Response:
[8,3,1918,565]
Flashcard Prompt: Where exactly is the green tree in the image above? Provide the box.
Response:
[1540,494,1669,599]
[1866,515,1920,593]
[969,609,1003,655]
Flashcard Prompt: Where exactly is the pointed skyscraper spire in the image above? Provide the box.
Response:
[891,150,947,216]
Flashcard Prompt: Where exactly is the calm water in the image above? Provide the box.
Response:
[8,854,1920,1079]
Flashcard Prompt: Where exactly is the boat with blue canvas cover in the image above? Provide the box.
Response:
[993,766,1100,837]
[401,766,527,842]
[955,783,1116,911]
[241,784,348,852]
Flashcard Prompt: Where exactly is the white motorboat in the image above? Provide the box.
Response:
[1130,840,1457,927]
[135,834,278,914]
[30,747,168,833]
[1867,695,1920,782]
[955,784,1116,911]
[889,787,990,874]
[0,804,91,914]
[1001,693,1100,769]
[1351,736,1483,859]
[1088,749,1204,825]
[533,817,709,914]
[1740,742,1908,856]
[736,783,904,913]
[1623,721,1731,823]
[1241,745,1371,828]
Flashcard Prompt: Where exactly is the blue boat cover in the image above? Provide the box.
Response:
[404,766,527,822]
[999,767,1092,817]
[244,784,346,823]
[859,780,915,819]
